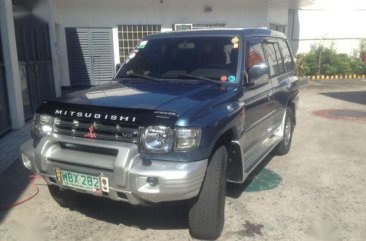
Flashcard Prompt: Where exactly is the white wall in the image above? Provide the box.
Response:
[291,0,366,55]
[268,0,289,26]
[53,0,273,86]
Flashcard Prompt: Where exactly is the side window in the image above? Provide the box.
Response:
[278,39,294,71]
[273,43,285,74]
[263,40,285,76]
[263,43,278,76]
[246,43,266,71]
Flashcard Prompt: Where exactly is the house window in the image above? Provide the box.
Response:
[118,25,161,63]
[192,23,226,29]
[269,24,286,34]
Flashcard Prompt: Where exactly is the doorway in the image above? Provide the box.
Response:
[14,15,55,120]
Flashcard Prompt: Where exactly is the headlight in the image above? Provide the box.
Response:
[31,114,54,140]
[142,126,174,153]
[175,128,201,151]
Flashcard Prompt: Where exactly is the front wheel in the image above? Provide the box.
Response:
[275,107,294,156]
[188,145,228,240]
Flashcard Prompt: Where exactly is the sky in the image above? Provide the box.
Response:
[302,0,366,9]
[297,0,365,54]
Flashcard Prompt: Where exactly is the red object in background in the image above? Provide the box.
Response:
[363,53,366,63]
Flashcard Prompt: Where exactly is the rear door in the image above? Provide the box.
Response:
[240,37,275,170]
[263,38,292,126]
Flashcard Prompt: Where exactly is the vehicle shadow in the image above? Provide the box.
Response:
[62,154,280,230]
[321,91,366,105]
[0,156,280,230]
[0,160,32,222]
[66,192,190,230]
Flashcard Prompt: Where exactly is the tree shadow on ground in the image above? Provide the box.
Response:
[226,154,282,198]
[321,91,366,105]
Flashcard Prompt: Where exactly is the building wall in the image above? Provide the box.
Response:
[53,0,275,86]
[291,1,366,55]
[268,1,288,27]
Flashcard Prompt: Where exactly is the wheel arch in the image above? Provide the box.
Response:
[211,127,244,183]
[288,98,296,126]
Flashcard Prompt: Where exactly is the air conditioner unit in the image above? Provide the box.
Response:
[173,24,193,31]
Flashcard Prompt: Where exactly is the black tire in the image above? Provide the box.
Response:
[188,145,228,240]
[275,107,294,156]
[48,185,82,208]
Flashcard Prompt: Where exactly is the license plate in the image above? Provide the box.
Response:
[56,169,102,193]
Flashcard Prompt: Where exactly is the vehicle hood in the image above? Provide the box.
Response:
[57,80,229,116]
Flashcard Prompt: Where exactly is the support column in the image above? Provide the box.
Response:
[48,0,61,97]
[0,0,25,129]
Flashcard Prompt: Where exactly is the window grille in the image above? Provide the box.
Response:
[118,25,161,63]
[269,24,286,34]
[192,23,226,29]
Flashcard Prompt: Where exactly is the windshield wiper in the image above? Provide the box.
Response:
[163,74,221,85]
[116,73,162,82]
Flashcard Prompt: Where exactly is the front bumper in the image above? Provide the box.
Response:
[20,135,207,205]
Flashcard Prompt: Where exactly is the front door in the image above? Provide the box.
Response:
[240,37,275,170]
[66,28,114,86]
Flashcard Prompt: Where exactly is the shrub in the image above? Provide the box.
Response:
[298,43,366,76]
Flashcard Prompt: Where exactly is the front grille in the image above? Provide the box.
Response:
[53,117,139,143]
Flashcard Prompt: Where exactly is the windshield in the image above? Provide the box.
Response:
[116,36,240,82]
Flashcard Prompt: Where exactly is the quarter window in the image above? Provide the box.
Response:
[263,40,285,76]
[273,43,285,74]
[278,39,294,71]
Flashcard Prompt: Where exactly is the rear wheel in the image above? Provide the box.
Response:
[188,145,228,240]
[275,107,294,156]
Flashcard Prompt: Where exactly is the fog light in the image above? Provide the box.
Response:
[21,153,31,170]
[147,177,159,187]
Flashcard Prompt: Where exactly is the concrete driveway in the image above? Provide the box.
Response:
[1,80,366,241]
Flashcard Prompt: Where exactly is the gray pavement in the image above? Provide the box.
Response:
[0,80,366,241]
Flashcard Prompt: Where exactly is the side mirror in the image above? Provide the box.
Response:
[248,63,269,83]
[116,63,122,73]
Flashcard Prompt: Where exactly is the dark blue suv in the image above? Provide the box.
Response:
[21,28,299,240]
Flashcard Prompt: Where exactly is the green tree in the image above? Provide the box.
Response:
[301,43,366,76]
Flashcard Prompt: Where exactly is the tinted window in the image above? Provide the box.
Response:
[263,40,285,76]
[278,39,294,71]
[274,43,285,74]
[116,36,240,81]
[246,43,266,71]
[263,43,279,76]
